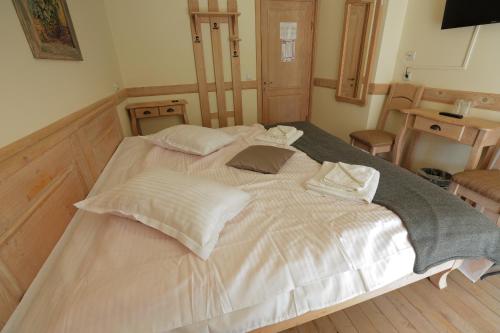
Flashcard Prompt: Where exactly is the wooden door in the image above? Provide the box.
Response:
[261,0,315,124]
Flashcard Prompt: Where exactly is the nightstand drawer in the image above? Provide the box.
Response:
[135,107,159,118]
[414,116,465,141]
[159,105,182,115]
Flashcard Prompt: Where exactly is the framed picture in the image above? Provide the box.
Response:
[12,0,82,61]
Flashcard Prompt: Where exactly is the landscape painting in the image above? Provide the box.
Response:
[12,0,82,60]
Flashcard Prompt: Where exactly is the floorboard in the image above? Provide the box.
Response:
[280,271,500,333]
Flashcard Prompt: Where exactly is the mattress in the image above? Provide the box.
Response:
[3,125,416,333]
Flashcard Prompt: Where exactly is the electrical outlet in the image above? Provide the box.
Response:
[405,51,416,62]
[403,68,413,81]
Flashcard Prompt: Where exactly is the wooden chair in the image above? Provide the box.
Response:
[349,83,425,159]
[449,146,500,226]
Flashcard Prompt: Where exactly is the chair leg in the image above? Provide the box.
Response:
[369,147,377,156]
[350,138,355,146]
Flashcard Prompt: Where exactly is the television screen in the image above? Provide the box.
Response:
[442,0,500,29]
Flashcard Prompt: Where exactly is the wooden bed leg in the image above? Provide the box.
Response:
[428,260,463,289]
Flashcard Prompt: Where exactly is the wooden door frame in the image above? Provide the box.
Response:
[255,0,318,124]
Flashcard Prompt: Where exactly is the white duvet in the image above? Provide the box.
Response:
[3,125,415,333]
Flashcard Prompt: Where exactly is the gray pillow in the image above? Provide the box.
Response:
[226,145,295,174]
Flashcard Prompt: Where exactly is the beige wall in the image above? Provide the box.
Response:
[104,0,258,133]
[0,0,123,148]
[392,0,500,173]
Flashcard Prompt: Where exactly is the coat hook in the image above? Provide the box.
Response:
[213,22,219,30]
[194,35,201,43]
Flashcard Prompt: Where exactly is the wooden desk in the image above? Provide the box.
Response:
[126,99,188,135]
[393,108,500,170]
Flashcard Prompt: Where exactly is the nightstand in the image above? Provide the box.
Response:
[126,99,188,135]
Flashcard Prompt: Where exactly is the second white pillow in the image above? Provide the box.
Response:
[146,124,236,156]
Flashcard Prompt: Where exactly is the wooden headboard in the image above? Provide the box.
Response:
[0,94,124,326]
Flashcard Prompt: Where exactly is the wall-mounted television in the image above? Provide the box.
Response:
[442,0,500,29]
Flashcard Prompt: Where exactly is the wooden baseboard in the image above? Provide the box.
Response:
[313,77,500,112]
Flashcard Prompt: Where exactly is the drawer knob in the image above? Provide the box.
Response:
[166,108,175,113]
[143,110,151,115]
[430,124,441,131]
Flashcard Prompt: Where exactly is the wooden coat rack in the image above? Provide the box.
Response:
[188,0,243,128]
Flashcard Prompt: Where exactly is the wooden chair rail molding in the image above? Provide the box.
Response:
[126,80,257,98]
[313,77,500,112]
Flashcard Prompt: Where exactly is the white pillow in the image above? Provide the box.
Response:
[146,125,236,156]
[75,168,250,259]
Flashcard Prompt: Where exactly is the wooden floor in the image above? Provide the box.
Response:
[281,271,500,333]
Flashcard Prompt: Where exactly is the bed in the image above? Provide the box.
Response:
[0,115,497,332]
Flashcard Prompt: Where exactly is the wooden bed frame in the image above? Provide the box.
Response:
[253,260,461,333]
[0,91,462,330]
[0,92,124,327]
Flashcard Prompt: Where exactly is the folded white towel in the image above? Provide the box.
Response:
[266,126,297,139]
[322,162,376,192]
[305,162,380,203]
[256,129,303,146]
[278,125,297,138]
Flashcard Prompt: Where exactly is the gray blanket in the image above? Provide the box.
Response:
[285,122,499,274]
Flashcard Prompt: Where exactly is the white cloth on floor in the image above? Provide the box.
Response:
[256,126,303,145]
[306,161,380,203]
[322,162,377,192]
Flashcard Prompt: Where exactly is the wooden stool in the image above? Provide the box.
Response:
[350,83,424,158]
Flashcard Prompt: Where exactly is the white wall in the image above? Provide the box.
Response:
[393,0,500,173]
[0,0,123,148]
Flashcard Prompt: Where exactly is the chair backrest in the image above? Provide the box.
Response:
[376,83,425,130]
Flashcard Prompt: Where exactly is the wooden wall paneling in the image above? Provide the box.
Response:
[188,0,212,127]
[313,77,338,89]
[76,106,123,179]
[0,261,20,328]
[208,0,228,127]
[313,78,389,95]
[0,92,123,327]
[126,81,257,98]
[313,78,500,112]
[228,0,243,125]
[423,87,500,112]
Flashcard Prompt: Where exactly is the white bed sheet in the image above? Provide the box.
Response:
[3,125,416,333]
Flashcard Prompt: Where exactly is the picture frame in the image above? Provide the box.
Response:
[12,0,83,61]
